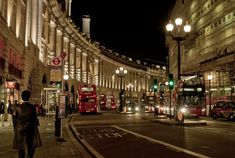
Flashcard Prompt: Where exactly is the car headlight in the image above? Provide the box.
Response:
[135,107,139,111]
[128,107,132,111]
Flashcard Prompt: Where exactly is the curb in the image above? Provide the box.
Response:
[69,116,103,158]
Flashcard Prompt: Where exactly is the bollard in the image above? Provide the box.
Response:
[55,106,61,136]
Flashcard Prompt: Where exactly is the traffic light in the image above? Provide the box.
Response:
[153,79,158,92]
[168,74,174,89]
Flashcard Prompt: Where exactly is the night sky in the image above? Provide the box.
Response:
[71,1,176,63]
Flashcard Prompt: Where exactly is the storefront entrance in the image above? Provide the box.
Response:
[42,88,60,115]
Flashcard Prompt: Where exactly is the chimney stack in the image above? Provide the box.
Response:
[82,15,91,39]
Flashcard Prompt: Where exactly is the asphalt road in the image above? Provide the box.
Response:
[72,112,235,158]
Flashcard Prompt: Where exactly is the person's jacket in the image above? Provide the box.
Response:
[15,102,37,132]
[0,102,4,114]
[13,102,41,149]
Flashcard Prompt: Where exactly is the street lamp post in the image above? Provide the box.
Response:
[166,18,191,80]
[207,74,213,115]
[115,67,127,112]
[127,83,134,104]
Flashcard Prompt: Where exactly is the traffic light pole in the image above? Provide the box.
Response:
[154,91,157,117]
[153,79,158,117]
[168,74,174,120]
[169,89,172,120]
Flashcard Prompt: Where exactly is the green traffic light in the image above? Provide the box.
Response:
[168,74,174,89]
[154,85,157,89]
[56,82,61,88]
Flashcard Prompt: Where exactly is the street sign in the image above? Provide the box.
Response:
[50,69,62,82]
[51,57,62,66]
[61,52,67,59]
[58,94,66,118]
[5,81,15,88]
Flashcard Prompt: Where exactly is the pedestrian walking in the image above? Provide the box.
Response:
[0,100,5,127]
[13,90,42,158]
[7,100,14,126]
[12,100,18,130]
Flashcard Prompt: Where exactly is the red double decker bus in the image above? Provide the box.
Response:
[77,84,99,114]
[176,74,206,118]
[163,74,206,119]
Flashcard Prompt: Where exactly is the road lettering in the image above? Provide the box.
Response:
[78,127,124,139]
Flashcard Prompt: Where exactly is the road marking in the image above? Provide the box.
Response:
[113,125,211,158]
[77,127,126,139]
[71,125,104,158]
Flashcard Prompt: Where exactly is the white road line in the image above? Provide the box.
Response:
[71,125,104,158]
[113,125,211,158]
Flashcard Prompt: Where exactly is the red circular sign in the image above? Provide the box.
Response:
[52,57,61,65]
[61,52,67,59]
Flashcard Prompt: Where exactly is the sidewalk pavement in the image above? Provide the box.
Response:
[0,114,91,158]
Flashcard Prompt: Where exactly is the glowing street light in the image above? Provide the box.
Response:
[63,74,69,80]
[166,18,191,80]
[207,74,213,114]
[115,67,127,112]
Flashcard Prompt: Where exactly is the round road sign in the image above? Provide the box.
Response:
[61,52,67,59]
[51,57,61,66]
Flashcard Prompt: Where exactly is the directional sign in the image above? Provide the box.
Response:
[50,69,62,81]
[51,57,62,66]
[59,94,66,118]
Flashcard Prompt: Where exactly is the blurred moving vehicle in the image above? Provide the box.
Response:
[211,101,235,120]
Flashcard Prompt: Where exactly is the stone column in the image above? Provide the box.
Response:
[49,23,56,58]
[69,43,75,79]
[56,30,63,57]
[94,58,99,86]
[82,51,87,83]
[75,48,81,81]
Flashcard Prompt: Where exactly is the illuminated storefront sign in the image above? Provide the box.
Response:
[180,87,204,92]
[5,81,15,88]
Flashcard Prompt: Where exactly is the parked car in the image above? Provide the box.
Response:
[211,101,235,120]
